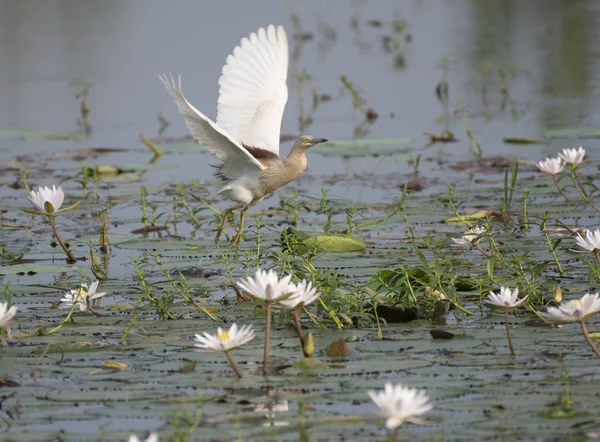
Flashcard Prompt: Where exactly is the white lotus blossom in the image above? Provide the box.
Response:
[237,269,300,302]
[27,185,64,214]
[278,280,321,309]
[0,302,18,328]
[452,225,486,246]
[487,287,528,308]
[368,383,434,430]
[575,228,600,252]
[60,281,107,312]
[537,157,564,175]
[541,292,600,324]
[558,146,586,165]
[194,323,255,352]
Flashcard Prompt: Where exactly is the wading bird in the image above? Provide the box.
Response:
[160,25,327,245]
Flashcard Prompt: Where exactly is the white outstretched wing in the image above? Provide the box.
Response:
[216,25,289,156]
[160,74,264,180]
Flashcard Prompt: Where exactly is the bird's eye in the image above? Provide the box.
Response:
[302,137,309,143]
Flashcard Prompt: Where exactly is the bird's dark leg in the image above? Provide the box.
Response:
[232,205,250,246]
[215,207,234,241]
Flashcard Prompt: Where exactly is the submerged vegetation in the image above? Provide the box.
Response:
[2,133,600,439]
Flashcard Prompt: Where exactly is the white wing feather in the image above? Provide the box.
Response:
[159,74,264,180]
[217,25,289,156]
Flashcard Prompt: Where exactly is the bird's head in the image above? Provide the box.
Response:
[295,135,328,151]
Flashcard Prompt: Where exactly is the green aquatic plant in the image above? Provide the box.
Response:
[132,257,175,320]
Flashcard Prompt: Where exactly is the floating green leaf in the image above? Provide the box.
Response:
[283,229,367,253]
[0,263,78,275]
[303,233,366,252]
[545,127,600,139]
[503,137,546,145]
[312,138,412,157]
[0,127,86,141]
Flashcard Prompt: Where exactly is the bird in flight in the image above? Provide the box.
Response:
[160,25,327,245]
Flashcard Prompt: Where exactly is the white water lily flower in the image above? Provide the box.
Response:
[575,228,600,252]
[368,383,434,430]
[278,280,321,309]
[558,146,585,165]
[237,269,299,302]
[194,323,255,352]
[451,225,486,246]
[60,281,107,312]
[487,287,528,308]
[27,185,64,214]
[0,302,18,328]
[537,157,564,175]
[541,292,600,324]
[129,433,159,442]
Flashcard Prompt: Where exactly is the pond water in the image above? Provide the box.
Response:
[1,0,600,440]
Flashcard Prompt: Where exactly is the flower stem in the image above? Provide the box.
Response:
[292,310,308,357]
[46,302,79,335]
[47,215,77,263]
[317,296,343,329]
[504,307,515,356]
[574,171,588,197]
[263,301,272,375]
[391,427,399,442]
[225,351,243,378]
[87,303,101,318]
[594,250,600,265]
[551,175,569,201]
[488,233,524,277]
[571,168,600,213]
[541,212,563,275]
[474,243,491,257]
[579,320,600,358]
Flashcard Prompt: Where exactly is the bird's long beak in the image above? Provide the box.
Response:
[310,138,328,145]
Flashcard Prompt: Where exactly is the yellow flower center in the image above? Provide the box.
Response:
[76,288,88,297]
[217,330,230,344]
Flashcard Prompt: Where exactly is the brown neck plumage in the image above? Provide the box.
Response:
[252,143,308,197]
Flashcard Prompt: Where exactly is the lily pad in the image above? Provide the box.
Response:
[544,127,600,139]
[311,138,413,157]
[304,234,367,252]
[444,209,496,223]
[0,127,86,141]
[282,229,366,253]
[0,263,79,275]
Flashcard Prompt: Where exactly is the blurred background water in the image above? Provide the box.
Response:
[1,0,599,173]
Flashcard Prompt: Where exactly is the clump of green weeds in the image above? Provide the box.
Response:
[132,257,175,320]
